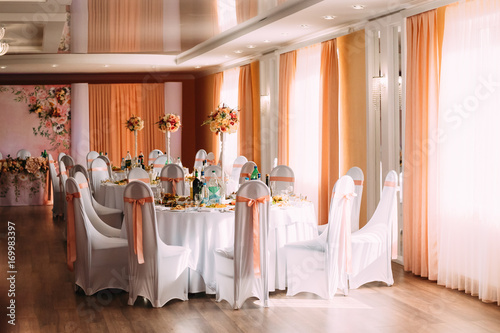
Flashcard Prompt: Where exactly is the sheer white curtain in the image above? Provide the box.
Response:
[289,44,321,212]
[433,0,500,304]
[220,67,240,176]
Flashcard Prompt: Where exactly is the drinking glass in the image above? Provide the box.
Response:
[194,193,202,207]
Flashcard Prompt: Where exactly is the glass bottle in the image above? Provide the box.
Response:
[250,165,259,180]
[207,170,221,204]
[125,151,132,169]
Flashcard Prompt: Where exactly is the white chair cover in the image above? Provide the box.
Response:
[123,181,190,307]
[59,161,69,220]
[206,152,216,166]
[97,155,113,178]
[16,149,31,159]
[148,149,163,165]
[73,172,122,237]
[194,149,207,170]
[61,154,76,178]
[57,152,66,170]
[0,151,2,159]
[128,167,150,184]
[73,164,90,183]
[239,161,257,185]
[269,165,294,196]
[89,158,109,196]
[227,155,248,195]
[48,154,64,218]
[349,170,399,290]
[86,151,99,170]
[214,180,271,309]
[285,175,355,299]
[204,165,222,182]
[152,155,169,175]
[65,177,129,295]
[346,167,364,232]
[160,164,186,196]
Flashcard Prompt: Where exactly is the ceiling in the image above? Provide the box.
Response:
[0,0,432,75]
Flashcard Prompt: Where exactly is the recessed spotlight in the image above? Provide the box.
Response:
[195,65,201,69]
[263,39,271,43]
[51,64,58,68]
[352,4,365,10]
[234,50,242,54]
[151,65,157,69]
[0,66,6,69]
[224,55,230,58]
[247,45,256,49]
[300,24,310,28]
[322,15,336,20]
[281,32,289,36]
[104,64,110,68]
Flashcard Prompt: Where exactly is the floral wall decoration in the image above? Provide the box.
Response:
[0,85,71,159]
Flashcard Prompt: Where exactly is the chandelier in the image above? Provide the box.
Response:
[0,27,9,56]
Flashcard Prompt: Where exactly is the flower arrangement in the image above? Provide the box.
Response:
[157,113,181,133]
[202,103,239,134]
[125,115,144,132]
[1,155,48,175]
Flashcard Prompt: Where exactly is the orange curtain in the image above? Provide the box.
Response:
[318,39,340,225]
[88,0,163,53]
[238,62,261,167]
[404,9,442,279]
[278,51,297,165]
[89,83,165,167]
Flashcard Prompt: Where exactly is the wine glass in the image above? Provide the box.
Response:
[194,193,202,207]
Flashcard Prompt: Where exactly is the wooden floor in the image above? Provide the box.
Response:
[0,205,499,333]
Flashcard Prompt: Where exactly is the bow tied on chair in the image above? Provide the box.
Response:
[235,195,270,277]
[65,192,82,271]
[123,196,154,264]
[159,177,183,195]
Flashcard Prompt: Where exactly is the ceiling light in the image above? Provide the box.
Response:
[234,50,242,54]
[322,15,336,20]
[51,64,58,68]
[247,45,256,49]
[263,40,271,43]
[0,66,6,69]
[104,64,110,68]
[352,4,365,10]
[300,24,310,28]
[224,55,230,58]
[195,65,201,69]
[0,27,9,56]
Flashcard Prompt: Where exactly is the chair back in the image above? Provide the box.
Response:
[269,165,294,195]
[233,180,271,308]
[48,154,61,193]
[86,151,99,170]
[227,156,247,194]
[17,149,31,159]
[346,167,364,232]
[206,152,216,166]
[148,149,163,165]
[152,155,169,174]
[239,161,257,184]
[160,164,186,196]
[72,164,90,184]
[194,149,207,170]
[204,165,222,182]
[89,158,109,195]
[61,154,76,177]
[97,155,112,178]
[128,167,150,184]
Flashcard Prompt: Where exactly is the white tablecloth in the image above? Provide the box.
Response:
[96,183,127,211]
[146,201,317,294]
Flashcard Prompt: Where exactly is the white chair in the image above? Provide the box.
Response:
[349,170,399,290]
[59,161,69,220]
[48,154,64,219]
[86,151,99,170]
[65,177,129,295]
[97,155,113,178]
[346,167,364,232]
[269,165,295,196]
[16,149,31,160]
[0,151,3,159]
[160,164,186,196]
[214,180,271,309]
[285,175,355,299]
[128,167,150,184]
[74,169,123,229]
[148,149,163,166]
[227,156,248,195]
[152,155,169,175]
[204,165,222,181]
[89,158,110,196]
[61,154,76,178]
[194,149,207,170]
[206,152,216,166]
[73,172,122,237]
[239,161,257,185]
[123,180,190,307]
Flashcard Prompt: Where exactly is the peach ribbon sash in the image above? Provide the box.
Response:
[338,192,356,275]
[87,158,94,163]
[159,176,183,195]
[66,192,82,271]
[384,180,399,259]
[89,167,108,172]
[207,159,215,165]
[195,158,205,161]
[123,196,154,264]
[153,163,165,169]
[240,172,251,179]
[269,176,294,182]
[128,178,150,184]
[236,194,270,277]
[232,163,244,168]
[354,180,364,186]
[78,182,89,189]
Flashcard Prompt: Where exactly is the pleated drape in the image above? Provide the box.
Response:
[278,51,297,166]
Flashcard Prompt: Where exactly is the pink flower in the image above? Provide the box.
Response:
[45,120,52,128]
[56,135,64,143]
[55,116,67,125]
[37,89,48,100]
[29,96,37,104]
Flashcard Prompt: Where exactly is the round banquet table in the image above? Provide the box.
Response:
[127,200,317,294]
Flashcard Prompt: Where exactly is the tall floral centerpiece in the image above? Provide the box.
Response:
[202,103,239,197]
[125,115,144,159]
[156,113,181,164]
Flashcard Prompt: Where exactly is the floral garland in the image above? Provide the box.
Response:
[1,155,48,175]
[157,113,181,133]
[125,115,144,131]
[202,103,239,134]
